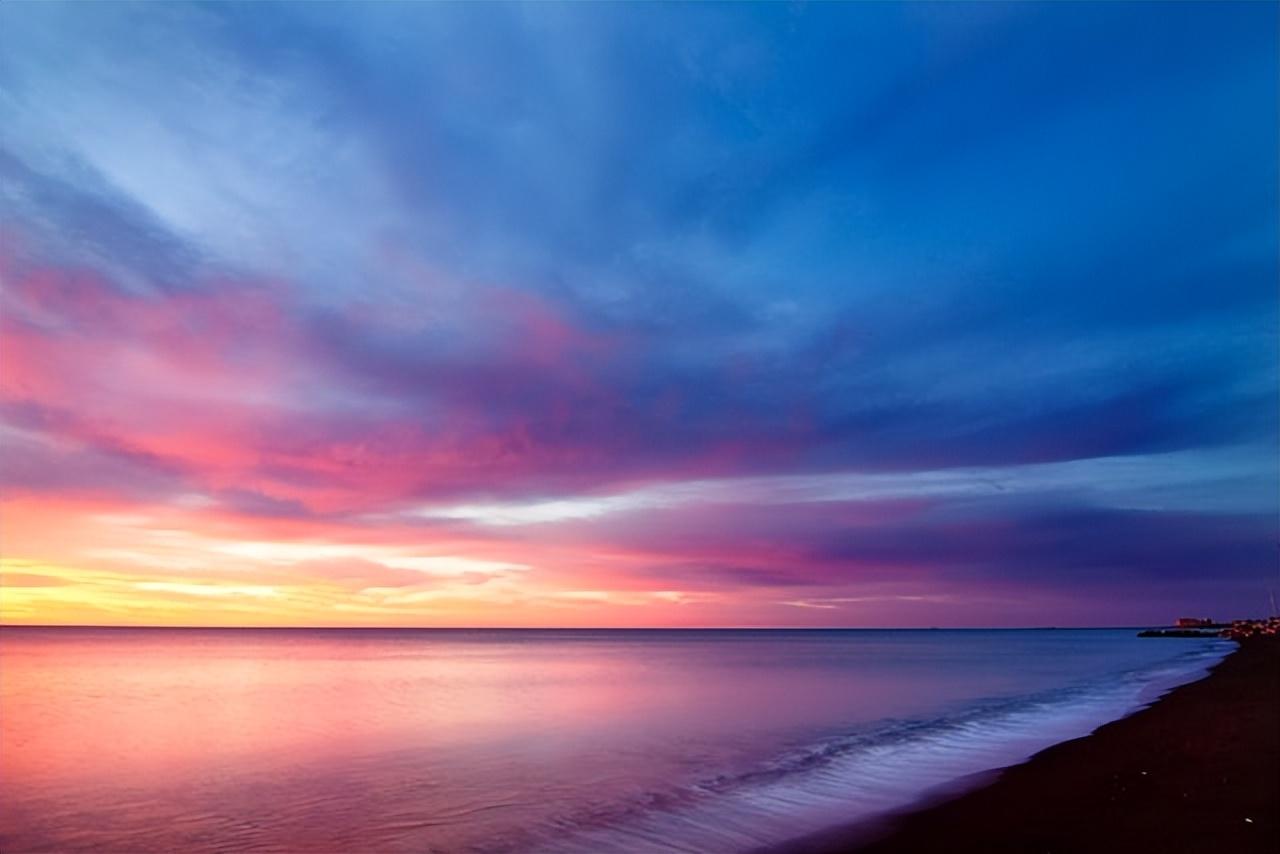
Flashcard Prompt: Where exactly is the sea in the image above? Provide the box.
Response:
[0,627,1232,853]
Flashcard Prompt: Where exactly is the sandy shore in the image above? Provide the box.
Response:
[775,638,1279,854]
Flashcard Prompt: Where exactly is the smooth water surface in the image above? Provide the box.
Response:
[0,628,1230,853]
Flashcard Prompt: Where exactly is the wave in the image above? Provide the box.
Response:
[499,642,1231,854]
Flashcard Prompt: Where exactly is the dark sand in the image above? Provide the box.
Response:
[776,638,1279,854]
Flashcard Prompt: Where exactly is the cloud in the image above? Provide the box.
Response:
[280,559,443,591]
[0,1,1275,625]
[1,573,71,588]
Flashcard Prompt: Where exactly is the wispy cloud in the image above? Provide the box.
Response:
[0,1,1275,626]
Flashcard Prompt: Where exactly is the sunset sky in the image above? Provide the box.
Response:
[1,2,1276,627]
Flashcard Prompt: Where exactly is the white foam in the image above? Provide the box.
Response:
[523,642,1231,854]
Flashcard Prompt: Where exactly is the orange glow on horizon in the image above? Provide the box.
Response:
[0,496,742,628]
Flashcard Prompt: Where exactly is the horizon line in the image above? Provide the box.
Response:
[0,623,1185,632]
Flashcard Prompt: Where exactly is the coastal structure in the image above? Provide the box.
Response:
[1225,617,1280,640]
[1139,617,1280,640]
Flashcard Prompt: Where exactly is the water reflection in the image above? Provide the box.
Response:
[0,628,1226,853]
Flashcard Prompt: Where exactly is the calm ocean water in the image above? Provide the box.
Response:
[0,628,1230,853]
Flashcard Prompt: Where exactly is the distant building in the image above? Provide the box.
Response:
[1224,617,1280,639]
[1174,617,1215,628]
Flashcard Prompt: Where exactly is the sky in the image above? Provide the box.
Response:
[0,1,1276,628]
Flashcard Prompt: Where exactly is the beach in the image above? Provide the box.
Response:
[780,638,1279,854]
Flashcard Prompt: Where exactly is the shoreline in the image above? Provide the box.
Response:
[773,638,1279,854]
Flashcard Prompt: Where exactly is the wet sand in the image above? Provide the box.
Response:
[777,638,1279,854]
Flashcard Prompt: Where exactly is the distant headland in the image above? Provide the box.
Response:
[1138,617,1280,640]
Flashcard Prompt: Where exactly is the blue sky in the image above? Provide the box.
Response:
[1,2,1276,626]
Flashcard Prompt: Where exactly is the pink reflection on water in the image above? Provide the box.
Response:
[0,628,1213,853]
